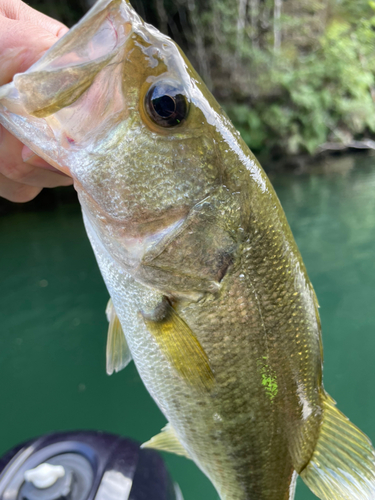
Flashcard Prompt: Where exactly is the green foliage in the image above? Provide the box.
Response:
[225,2,375,156]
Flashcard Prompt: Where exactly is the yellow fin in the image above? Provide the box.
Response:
[141,301,214,391]
[105,299,132,375]
[141,423,191,459]
[300,394,375,500]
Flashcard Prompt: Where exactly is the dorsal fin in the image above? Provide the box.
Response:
[106,299,132,375]
[141,423,191,459]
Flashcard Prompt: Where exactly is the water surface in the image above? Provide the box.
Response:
[1,153,375,499]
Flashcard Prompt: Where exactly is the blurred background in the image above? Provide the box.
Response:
[1,1,375,499]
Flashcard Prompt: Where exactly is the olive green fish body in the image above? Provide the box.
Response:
[82,145,322,499]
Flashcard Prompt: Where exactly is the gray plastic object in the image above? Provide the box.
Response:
[0,431,183,500]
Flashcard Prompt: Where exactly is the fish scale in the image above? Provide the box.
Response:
[1,0,375,498]
[176,242,314,499]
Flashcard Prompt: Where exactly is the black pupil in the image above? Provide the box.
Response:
[146,82,188,127]
[152,95,176,118]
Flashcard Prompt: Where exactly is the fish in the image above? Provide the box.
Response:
[0,0,374,498]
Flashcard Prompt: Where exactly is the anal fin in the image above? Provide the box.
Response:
[141,423,191,459]
[106,298,132,375]
[300,394,375,499]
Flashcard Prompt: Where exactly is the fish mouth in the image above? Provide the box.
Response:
[0,0,144,175]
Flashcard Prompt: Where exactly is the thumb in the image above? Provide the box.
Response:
[0,17,65,85]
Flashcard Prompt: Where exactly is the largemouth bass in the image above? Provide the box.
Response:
[1,1,374,498]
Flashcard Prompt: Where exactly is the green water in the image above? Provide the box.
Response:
[1,154,375,499]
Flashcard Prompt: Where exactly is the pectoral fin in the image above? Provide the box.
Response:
[106,299,132,375]
[300,394,375,499]
[141,300,214,391]
[141,423,191,459]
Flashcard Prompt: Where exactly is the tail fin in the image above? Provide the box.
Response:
[300,394,375,499]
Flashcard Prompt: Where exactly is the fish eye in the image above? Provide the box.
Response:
[145,81,189,128]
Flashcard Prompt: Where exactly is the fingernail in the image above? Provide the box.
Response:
[57,26,69,38]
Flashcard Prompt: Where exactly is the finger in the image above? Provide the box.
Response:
[0,17,61,85]
[0,171,42,202]
[0,0,68,37]
[0,126,73,188]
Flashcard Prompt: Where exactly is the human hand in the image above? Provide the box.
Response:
[0,0,73,202]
